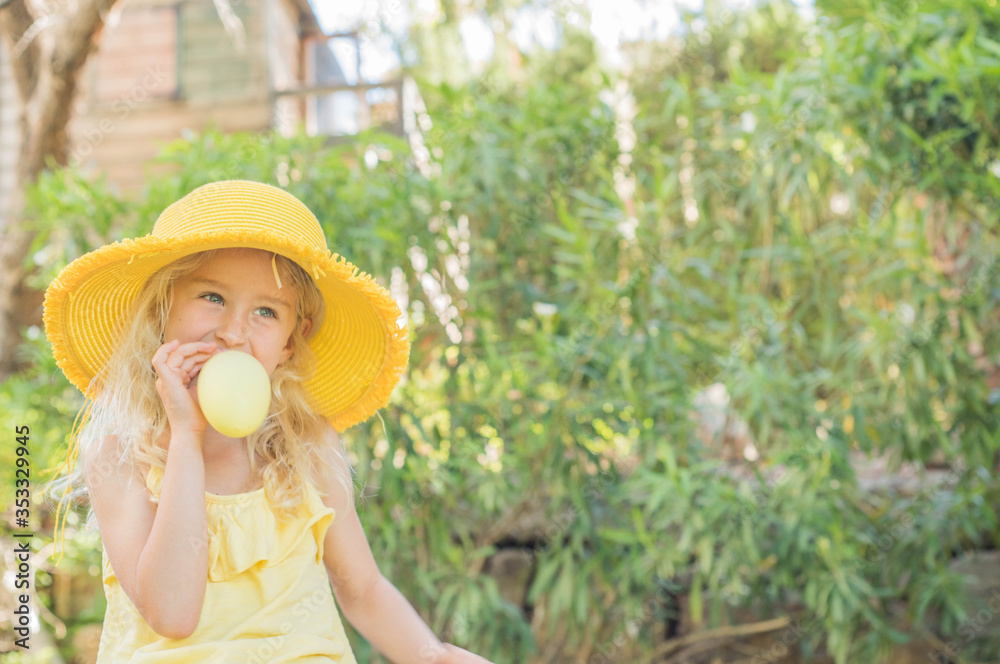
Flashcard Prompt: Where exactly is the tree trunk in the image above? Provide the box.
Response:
[0,0,120,377]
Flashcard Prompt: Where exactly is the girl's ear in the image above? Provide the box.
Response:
[299,317,313,340]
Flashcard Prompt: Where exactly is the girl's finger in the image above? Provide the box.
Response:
[179,353,215,375]
[173,344,217,365]
[151,339,180,367]
[163,342,217,368]
[176,341,218,354]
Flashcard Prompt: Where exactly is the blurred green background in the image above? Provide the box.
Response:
[2,0,1000,662]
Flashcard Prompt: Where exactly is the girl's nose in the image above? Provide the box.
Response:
[215,313,249,348]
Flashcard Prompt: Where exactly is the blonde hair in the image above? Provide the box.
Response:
[47,248,352,532]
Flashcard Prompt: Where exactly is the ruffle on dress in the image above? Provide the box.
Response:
[202,489,334,582]
[103,466,335,584]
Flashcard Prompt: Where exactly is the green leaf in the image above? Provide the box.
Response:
[689,575,704,626]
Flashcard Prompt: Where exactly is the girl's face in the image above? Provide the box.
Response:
[164,248,306,380]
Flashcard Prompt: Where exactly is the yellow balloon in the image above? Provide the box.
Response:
[197,352,272,438]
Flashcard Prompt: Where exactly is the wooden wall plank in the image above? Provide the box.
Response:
[0,40,22,214]
[68,98,273,192]
[91,6,178,105]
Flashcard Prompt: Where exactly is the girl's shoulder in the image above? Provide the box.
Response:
[83,434,151,495]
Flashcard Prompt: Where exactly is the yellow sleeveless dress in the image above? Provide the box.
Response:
[96,465,358,663]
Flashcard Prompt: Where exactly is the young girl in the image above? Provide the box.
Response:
[44,180,493,664]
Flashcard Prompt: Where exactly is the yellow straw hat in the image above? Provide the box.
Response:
[43,179,409,432]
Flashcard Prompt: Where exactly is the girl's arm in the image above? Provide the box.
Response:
[315,426,493,664]
[85,340,217,639]
[87,431,209,638]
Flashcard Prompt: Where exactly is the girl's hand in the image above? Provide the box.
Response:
[151,339,218,436]
[430,643,495,664]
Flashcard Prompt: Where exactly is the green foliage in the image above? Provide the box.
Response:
[624,0,1000,661]
[5,1,1000,662]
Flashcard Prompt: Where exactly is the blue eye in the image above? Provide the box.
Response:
[202,293,223,304]
[256,307,278,319]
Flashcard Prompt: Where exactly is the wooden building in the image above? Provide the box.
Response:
[0,0,418,203]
